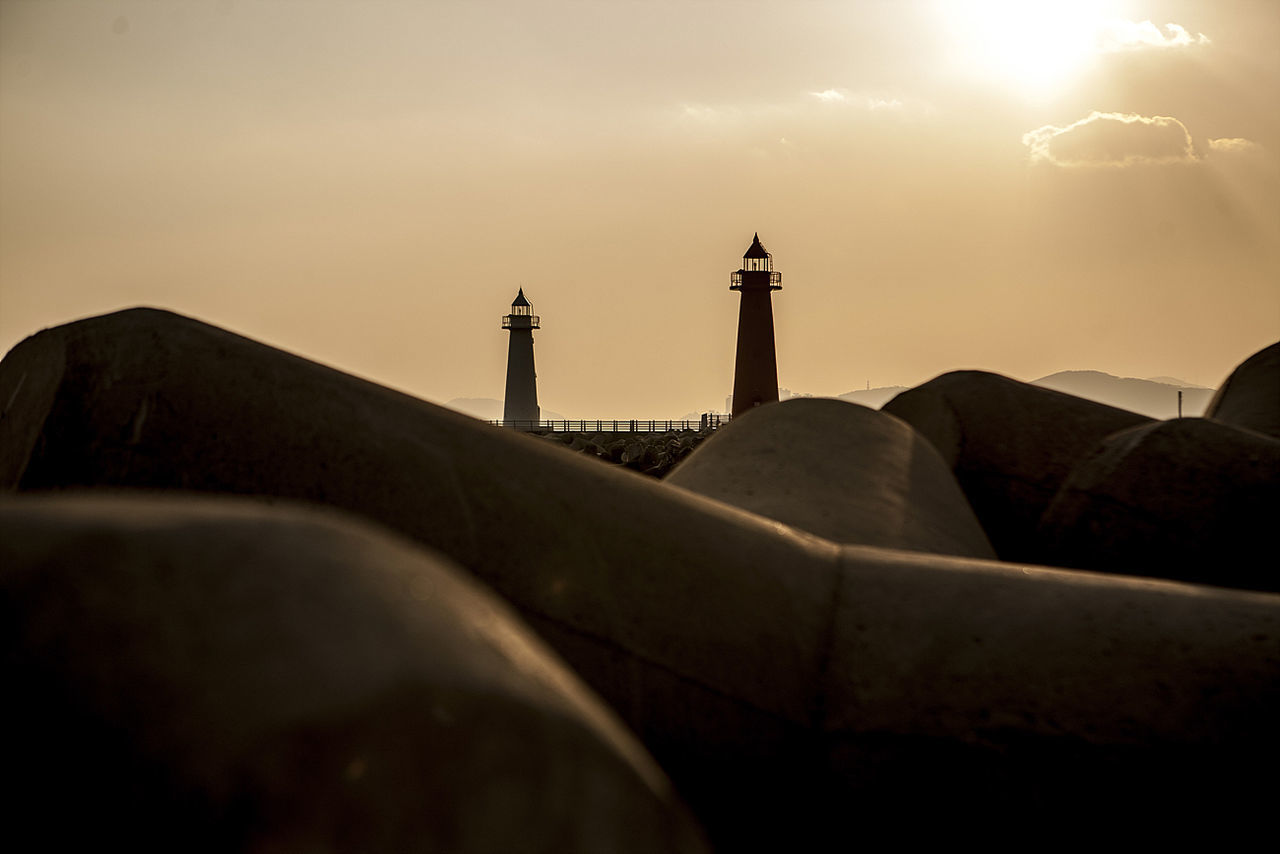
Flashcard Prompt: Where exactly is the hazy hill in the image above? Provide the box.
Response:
[444,398,568,422]
[838,373,1213,419]
[1029,371,1214,419]
[1146,376,1211,389]
[454,370,1213,424]
[836,386,911,409]
[445,398,504,421]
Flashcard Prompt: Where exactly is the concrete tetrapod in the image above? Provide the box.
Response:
[665,397,995,559]
[883,370,1151,564]
[3,309,1278,846]
[1205,340,1280,440]
[1036,417,1280,591]
[0,494,707,853]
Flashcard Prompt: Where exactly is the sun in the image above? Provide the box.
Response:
[935,0,1118,100]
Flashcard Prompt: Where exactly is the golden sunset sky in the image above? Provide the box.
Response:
[2,0,1277,417]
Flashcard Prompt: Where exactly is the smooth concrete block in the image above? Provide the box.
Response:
[0,311,838,724]
[0,308,841,850]
[1036,418,1280,591]
[820,547,1280,831]
[666,397,995,559]
[4,309,1278,845]
[1206,341,1280,439]
[883,370,1151,563]
[0,494,706,853]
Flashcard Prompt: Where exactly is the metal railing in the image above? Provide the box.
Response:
[491,415,729,433]
[501,314,540,329]
[730,270,782,289]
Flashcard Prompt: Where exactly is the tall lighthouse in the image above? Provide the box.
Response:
[729,233,782,418]
[501,288,540,428]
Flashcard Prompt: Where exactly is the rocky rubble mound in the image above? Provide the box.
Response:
[1,307,1276,850]
[536,429,712,477]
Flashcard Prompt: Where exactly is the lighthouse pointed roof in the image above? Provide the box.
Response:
[512,288,531,307]
[743,233,769,259]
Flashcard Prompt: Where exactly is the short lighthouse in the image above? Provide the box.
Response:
[729,233,782,418]
[501,288,540,428]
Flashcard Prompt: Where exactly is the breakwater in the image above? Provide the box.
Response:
[533,428,717,477]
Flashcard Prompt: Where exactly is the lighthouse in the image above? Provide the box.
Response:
[501,288,540,428]
[729,233,782,418]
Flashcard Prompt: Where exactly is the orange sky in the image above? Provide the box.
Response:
[2,0,1276,417]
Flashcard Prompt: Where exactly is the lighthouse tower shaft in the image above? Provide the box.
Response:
[501,290,540,427]
[730,235,782,418]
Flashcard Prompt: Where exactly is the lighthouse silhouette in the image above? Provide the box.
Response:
[729,233,782,417]
[501,288,540,428]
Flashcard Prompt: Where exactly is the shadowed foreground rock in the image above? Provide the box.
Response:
[883,370,1151,563]
[1037,418,1280,591]
[3,309,1278,845]
[666,397,995,559]
[1205,341,1280,439]
[0,494,705,853]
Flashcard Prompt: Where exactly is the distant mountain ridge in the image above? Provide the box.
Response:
[1028,371,1213,419]
[444,398,568,422]
[1146,375,1212,389]
[836,386,911,410]
[444,398,504,421]
[453,370,1215,424]
[836,372,1213,420]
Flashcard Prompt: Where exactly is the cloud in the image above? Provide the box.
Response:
[811,89,846,103]
[867,97,904,111]
[1207,137,1263,155]
[1023,111,1197,167]
[810,88,905,111]
[1096,20,1210,52]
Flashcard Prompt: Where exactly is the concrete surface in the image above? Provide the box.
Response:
[1036,417,1280,591]
[883,370,1151,563]
[1205,341,1280,439]
[3,308,1277,846]
[666,397,995,559]
[0,493,705,852]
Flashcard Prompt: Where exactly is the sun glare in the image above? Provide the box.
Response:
[938,0,1117,99]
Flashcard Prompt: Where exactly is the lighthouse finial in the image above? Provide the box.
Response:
[743,233,769,259]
